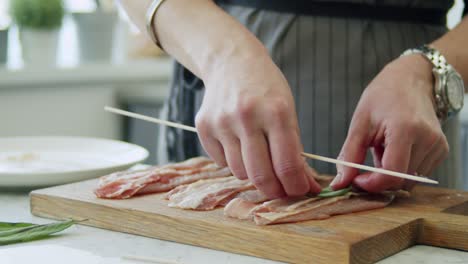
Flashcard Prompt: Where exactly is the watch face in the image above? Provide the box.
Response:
[446,71,465,111]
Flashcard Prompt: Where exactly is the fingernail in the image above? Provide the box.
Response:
[331,172,342,188]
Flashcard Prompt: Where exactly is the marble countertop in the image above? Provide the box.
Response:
[1,191,468,264]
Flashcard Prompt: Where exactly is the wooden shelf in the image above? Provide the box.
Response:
[0,58,172,89]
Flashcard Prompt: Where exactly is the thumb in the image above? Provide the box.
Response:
[331,118,369,190]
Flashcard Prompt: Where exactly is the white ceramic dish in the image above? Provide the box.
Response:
[0,136,148,187]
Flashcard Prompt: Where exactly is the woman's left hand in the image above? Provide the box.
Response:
[331,54,449,192]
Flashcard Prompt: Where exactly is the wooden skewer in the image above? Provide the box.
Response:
[105,106,438,185]
[106,106,198,133]
[300,153,437,184]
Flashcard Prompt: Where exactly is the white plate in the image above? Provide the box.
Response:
[0,136,149,188]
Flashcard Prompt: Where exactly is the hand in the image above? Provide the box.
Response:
[195,47,322,198]
[119,0,321,198]
[331,54,449,192]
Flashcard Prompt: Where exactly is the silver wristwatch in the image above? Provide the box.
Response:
[401,45,465,122]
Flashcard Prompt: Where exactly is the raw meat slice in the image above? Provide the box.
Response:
[137,165,231,194]
[254,193,394,225]
[166,176,255,210]
[224,195,320,221]
[94,168,160,199]
[236,190,269,203]
[220,173,331,208]
[97,156,211,187]
[253,195,351,225]
[218,189,269,206]
[223,198,259,220]
[224,191,395,225]
[95,157,231,199]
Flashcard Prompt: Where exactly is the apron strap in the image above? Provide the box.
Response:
[216,0,447,25]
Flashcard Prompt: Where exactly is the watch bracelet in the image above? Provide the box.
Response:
[401,45,450,121]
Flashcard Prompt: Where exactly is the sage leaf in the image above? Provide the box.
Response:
[320,186,333,193]
[0,225,40,237]
[0,220,75,245]
[318,186,352,198]
[0,222,36,231]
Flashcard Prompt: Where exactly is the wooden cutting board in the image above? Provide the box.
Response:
[30,179,468,264]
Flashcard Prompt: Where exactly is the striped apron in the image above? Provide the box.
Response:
[157,0,463,189]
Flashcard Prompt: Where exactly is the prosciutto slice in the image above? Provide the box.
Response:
[223,198,259,220]
[165,176,255,210]
[218,189,269,206]
[225,193,394,225]
[95,157,231,199]
[236,190,269,203]
[224,195,319,221]
[220,173,332,207]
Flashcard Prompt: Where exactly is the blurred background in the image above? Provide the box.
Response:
[0,0,169,165]
[0,0,467,189]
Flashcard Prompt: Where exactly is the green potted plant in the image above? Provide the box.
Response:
[11,0,64,66]
[0,21,9,66]
[72,0,118,63]
[0,5,10,66]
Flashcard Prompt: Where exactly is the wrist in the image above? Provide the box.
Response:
[155,0,269,80]
[152,0,267,78]
[199,32,270,83]
[400,45,465,121]
[390,54,435,99]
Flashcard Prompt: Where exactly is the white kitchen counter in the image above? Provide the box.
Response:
[1,191,467,264]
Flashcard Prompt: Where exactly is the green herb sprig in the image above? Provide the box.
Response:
[306,186,352,198]
[317,186,352,198]
[0,222,36,231]
[11,0,65,30]
[0,220,75,245]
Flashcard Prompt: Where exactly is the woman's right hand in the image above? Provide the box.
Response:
[118,0,321,198]
[196,46,322,199]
